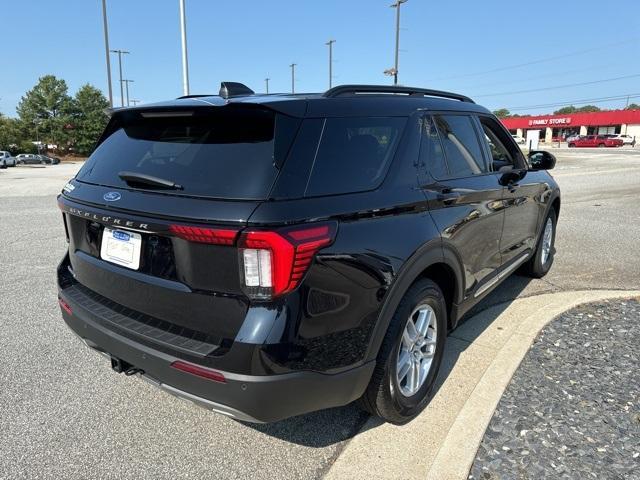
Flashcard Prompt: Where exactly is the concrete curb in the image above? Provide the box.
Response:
[324,290,640,480]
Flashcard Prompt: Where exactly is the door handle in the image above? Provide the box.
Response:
[436,191,461,204]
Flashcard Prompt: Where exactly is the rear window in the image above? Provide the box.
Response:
[76,107,299,200]
[304,117,406,196]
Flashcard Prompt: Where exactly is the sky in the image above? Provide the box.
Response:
[1,0,639,117]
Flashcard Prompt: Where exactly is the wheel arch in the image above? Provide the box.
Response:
[364,240,465,363]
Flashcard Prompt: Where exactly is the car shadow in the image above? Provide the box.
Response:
[240,274,533,448]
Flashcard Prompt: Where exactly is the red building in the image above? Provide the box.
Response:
[501,109,640,143]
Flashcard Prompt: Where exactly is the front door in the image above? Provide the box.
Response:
[476,115,545,269]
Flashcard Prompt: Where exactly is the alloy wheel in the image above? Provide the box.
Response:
[396,304,437,397]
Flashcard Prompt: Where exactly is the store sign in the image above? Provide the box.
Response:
[528,117,572,127]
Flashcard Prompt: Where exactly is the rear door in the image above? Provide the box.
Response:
[418,113,503,299]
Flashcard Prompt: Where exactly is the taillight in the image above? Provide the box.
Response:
[238,222,337,299]
[169,224,239,245]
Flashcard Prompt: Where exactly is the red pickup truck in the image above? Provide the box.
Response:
[568,135,623,148]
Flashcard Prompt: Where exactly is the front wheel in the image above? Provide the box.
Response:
[568,143,575,148]
[358,278,447,424]
[523,208,557,278]
[598,143,605,148]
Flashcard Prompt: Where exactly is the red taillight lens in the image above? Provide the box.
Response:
[238,222,337,299]
[169,225,239,245]
[58,297,72,315]
[170,360,226,383]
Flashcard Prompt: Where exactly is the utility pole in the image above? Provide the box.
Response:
[101,0,113,107]
[265,77,270,94]
[123,79,134,106]
[130,99,140,106]
[325,40,335,89]
[110,49,129,107]
[388,0,407,85]
[179,0,190,96]
[290,63,297,94]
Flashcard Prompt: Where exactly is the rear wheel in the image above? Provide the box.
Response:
[358,278,447,424]
[598,143,605,148]
[568,143,575,148]
[523,208,557,278]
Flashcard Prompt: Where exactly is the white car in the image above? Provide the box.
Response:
[511,134,526,145]
[0,151,16,167]
[611,134,635,145]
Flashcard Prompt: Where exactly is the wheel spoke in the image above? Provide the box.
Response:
[402,328,414,349]
[415,309,428,336]
[411,361,421,392]
[405,319,418,343]
[397,351,411,381]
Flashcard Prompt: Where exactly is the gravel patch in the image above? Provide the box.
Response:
[469,299,640,480]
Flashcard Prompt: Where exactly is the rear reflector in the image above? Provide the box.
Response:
[238,222,337,299]
[58,297,73,315]
[170,360,226,383]
[169,225,238,245]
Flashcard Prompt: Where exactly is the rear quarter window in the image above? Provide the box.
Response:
[304,117,406,196]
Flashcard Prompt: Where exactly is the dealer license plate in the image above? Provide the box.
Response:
[100,227,142,270]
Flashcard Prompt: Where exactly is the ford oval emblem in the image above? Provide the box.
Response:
[104,192,121,202]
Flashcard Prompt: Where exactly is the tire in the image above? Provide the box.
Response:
[523,208,557,278]
[40,160,46,165]
[598,143,605,148]
[358,278,447,424]
[568,143,575,148]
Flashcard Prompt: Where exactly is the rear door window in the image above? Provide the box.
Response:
[304,117,406,196]
[76,107,299,200]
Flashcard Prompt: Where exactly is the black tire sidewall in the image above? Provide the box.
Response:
[533,209,557,275]
[383,281,447,420]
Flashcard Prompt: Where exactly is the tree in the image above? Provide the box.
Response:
[553,106,577,115]
[0,116,24,154]
[626,103,640,110]
[492,108,511,118]
[70,84,110,155]
[16,75,73,151]
[576,105,600,113]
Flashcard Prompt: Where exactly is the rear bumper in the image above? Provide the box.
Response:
[59,288,375,423]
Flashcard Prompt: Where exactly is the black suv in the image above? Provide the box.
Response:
[57,83,560,424]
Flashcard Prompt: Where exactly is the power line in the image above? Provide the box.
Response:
[506,93,640,112]
[474,73,640,98]
[426,37,639,82]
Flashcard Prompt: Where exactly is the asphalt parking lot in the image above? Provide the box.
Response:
[1,149,639,479]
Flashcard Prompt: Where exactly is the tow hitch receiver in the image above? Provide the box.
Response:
[110,356,144,376]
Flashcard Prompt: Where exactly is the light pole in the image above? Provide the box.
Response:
[130,99,140,106]
[179,0,190,96]
[290,63,296,94]
[325,40,335,89]
[265,77,270,94]
[123,79,134,106]
[110,49,130,107]
[388,0,407,85]
[101,0,113,107]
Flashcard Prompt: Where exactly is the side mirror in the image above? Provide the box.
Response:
[528,150,556,171]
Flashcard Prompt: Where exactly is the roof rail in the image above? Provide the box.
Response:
[323,84,475,104]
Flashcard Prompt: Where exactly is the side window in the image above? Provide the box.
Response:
[479,116,526,172]
[305,117,406,196]
[432,114,486,178]
[419,116,448,179]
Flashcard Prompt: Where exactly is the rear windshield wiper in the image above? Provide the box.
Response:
[118,171,184,190]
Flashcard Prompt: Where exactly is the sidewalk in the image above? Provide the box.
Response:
[469,299,640,480]
[325,290,640,480]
